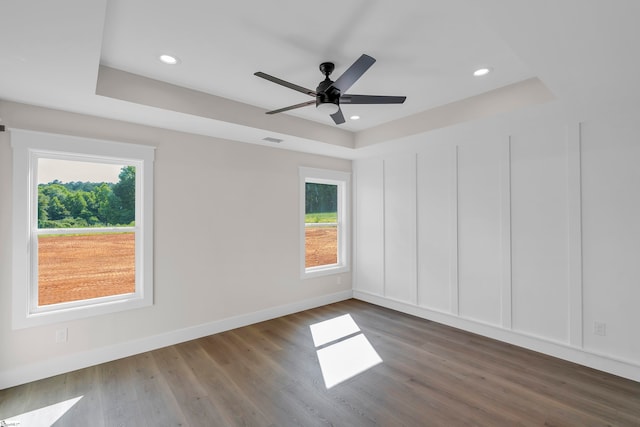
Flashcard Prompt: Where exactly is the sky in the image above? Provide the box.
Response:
[38,158,127,184]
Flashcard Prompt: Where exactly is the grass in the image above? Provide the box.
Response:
[39,231,134,238]
[305,212,337,223]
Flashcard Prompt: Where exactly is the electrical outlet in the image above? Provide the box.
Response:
[55,328,68,343]
[593,321,607,336]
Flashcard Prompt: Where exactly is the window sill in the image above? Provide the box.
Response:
[14,294,152,329]
[302,264,350,279]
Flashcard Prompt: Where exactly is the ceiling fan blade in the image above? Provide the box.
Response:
[265,100,316,115]
[331,54,376,93]
[254,72,317,97]
[340,94,406,104]
[330,108,345,125]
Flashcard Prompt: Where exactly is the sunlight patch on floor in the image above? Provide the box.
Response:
[2,395,83,426]
[316,333,383,388]
[310,314,383,389]
[309,313,361,347]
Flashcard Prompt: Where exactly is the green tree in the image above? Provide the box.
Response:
[83,191,98,216]
[67,192,88,218]
[112,166,136,224]
[41,182,70,201]
[47,196,69,220]
[37,187,50,227]
[305,183,337,214]
[93,183,117,225]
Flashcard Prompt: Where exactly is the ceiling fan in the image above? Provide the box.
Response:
[254,54,406,125]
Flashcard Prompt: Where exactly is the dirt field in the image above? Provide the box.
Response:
[38,233,135,306]
[38,228,338,305]
[305,226,337,268]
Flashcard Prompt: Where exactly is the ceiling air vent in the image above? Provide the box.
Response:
[262,137,283,143]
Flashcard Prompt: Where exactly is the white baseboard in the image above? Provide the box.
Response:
[353,290,640,383]
[0,290,353,389]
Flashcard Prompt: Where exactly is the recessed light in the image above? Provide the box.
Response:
[159,54,179,65]
[350,115,360,121]
[473,67,491,77]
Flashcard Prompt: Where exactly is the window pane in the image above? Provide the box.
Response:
[305,182,338,268]
[38,158,136,228]
[36,157,137,306]
[38,232,135,306]
[305,225,338,268]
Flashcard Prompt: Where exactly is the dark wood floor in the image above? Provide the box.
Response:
[2,299,639,426]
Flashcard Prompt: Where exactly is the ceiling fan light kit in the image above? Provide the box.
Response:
[255,54,406,125]
[317,102,340,115]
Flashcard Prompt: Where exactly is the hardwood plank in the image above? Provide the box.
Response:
[0,381,31,422]
[175,339,271,426]
[98,357,146,426]
[151,345,230,426]
[58,365,105,427]
[2,299,639,426]
[126,352,189,426]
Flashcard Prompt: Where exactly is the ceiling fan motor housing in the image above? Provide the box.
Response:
[316,66,340,109]
[316,89,340,108]
[316,62,340,108]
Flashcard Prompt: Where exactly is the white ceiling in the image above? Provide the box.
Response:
[99,0,533,131]
[1,0,639,157]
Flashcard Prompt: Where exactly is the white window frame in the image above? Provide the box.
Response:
[11,129,155,329]
[300,167,350,279]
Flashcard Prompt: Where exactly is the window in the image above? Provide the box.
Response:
[300,167,350,278]
[12,130,154,328]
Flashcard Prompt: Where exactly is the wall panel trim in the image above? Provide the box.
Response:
[381,159,387,297]
[450,146,460,315]
[567,122,584,347]
[414,154,420,305]
[500,136,513,329]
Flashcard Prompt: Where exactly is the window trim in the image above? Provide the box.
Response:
[299,167,350,279]
[11,129,155,329]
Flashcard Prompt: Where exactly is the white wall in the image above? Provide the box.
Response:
[457,140,503,326]
[354,106,640,381]
[354,158,384,296]
[416,145,456,313]
[383,154,417,304]
[510,127,569,342]
[0,101,352,388]
[581,112,640,363]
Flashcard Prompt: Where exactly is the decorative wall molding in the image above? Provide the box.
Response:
[381,159,387,298]
[567,122,584,347]
[353,115,640,383]
[499,137,513,329]
[450,145,460,315]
